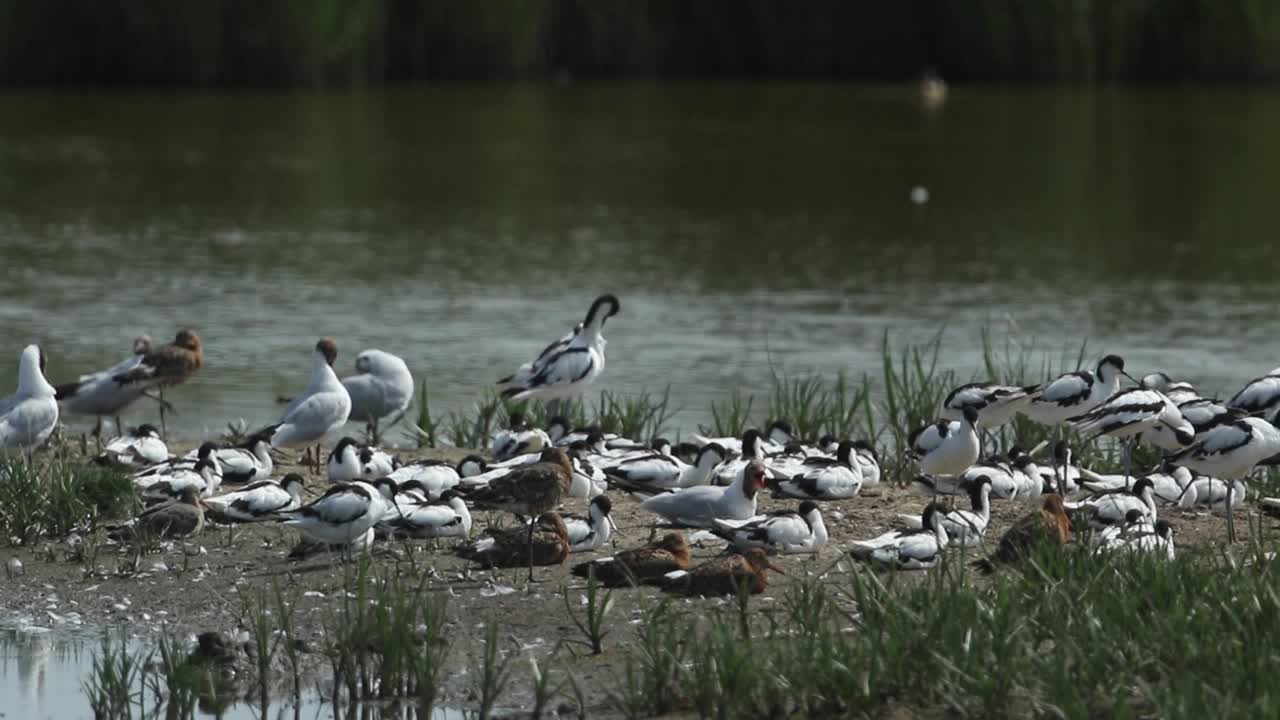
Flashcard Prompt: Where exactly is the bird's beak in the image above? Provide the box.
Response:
[1122,370,1140,386]
[607,515,624,538]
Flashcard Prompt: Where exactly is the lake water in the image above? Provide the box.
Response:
[0,620,472,719]
[2,84,1279,442]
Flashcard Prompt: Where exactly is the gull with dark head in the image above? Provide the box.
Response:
[261,338,352,472]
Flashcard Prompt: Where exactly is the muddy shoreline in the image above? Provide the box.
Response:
[0,444,1265,717]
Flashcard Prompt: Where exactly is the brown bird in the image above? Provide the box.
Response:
[456,512,570,571]
[571,532,690,587]
[662,548,784,596]
[113,329,204,438]
[467,447,574,582]
[975,494,1072,573]
[107,485,205,541]
[468,447,574,516]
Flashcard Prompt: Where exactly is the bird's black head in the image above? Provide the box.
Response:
[507,412,527,430]
[457,454,487,477]
[797,500,819,516]
[962,406,980,425]
[135,424,161,438]
[852,440,878,461]
[584,294,621,327]
[591,495,613,515]
[333,437,359,455]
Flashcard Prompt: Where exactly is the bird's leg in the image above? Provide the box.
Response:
[526,521,536,584]
[158,389,168,439]
[1226,480,1237,544]
[93,417,103,453]
[369,417,380,446]
[1122,437,1134,491]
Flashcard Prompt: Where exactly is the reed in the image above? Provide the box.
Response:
[0,455,131,544]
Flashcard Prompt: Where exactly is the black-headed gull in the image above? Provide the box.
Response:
[262,338,352,472]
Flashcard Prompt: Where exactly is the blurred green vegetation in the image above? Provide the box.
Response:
[2,0,1280,86]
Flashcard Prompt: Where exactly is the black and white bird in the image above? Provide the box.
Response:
[497,323,583,400]
[54,335,152,440]
[490,413,548,460]
[1065,476,1157,530]
[908,407,980,477]
[1080,465,1194,508]
[203,474,306,523]
[710,429,772,486]
[1169,416,1280,542]
[498,295,619,403]
[769,441,863,500]
[1228,367,1280,422]
[690,420,793,457]
[210,437,275,485]
[563,496,614,553]
[641,460,768,528]
[941,382,1031,431]
[382,491,472,540]
[386,456,483,499]
[96,424,169,468]
[1140,372,1199,405]
[1176,397,1238,437]
[1069,388,1194,482]
[134,441,220,484]
[279,478,399,546]
[0,345,59,451]
[1022,354,1130,426]
[897,476,992,547]
[853,441,882,487]
[138,457,222,504]
[711,501,828,554]
[342,349,414,440]
[326,437,397,483]
[1178,475,1249,512]
[605,443,727,497]
[1094,510,1175,559]
[849,503,950,570]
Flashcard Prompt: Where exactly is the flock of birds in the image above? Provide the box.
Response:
[5,293,1280,594]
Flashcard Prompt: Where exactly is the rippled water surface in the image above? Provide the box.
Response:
[2,84,1279,439]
